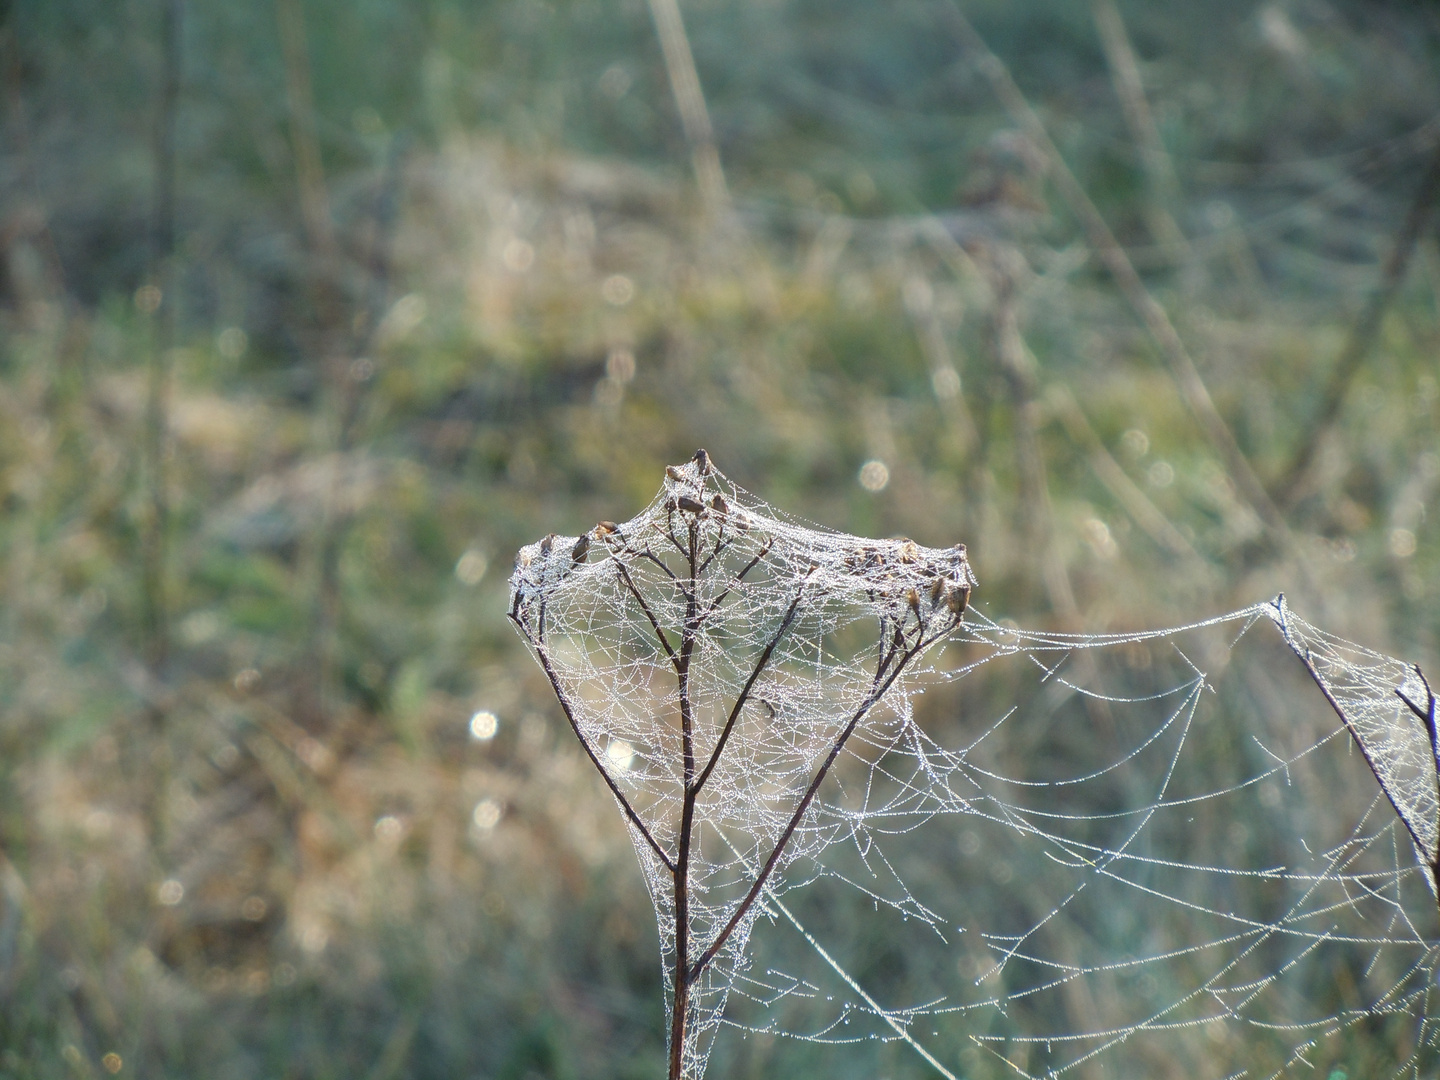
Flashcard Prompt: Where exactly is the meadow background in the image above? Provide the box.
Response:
[1,0,1438,1076]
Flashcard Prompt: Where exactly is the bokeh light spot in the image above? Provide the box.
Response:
[469,710,498,740]
[858,460,889,492]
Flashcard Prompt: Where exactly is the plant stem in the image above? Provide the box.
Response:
[941,2,1286,541]
[668,521,700,1080]
[143,0,182,672]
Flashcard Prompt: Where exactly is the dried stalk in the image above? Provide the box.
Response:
[942,2,1287,540]
[1273,600,1440,908]
[1089,0,1190,265]
[142,0,183,670]
[511,498,962,1079]
[985,249,1080,624]
[275,0,337,264]
[1278,135,1440,507]
[645,0,730,222]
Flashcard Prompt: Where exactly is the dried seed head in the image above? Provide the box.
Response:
[693,448,711,475]
[595,521,619,537]
[665,465,686,482]
[517,548,534,569]
[946,582,971,615]
[540,533,557,556]
[898,539,919,564]
[571,535,590,564]
[677,496,705,515]
[711,493,728,515]
[907,587,922,620]
[929,576,946,606]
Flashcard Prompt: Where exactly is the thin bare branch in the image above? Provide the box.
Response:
[692,574,813,797]
[1271,603,1437,887]
[275,0,336,261]
[614,561,682,670]
[639,547,680,581]
[1090,0,1190,264]
[1396,664,1439,773]
[511,610,676,873]
[941,2,1287,539]
[696,534,733,577]
[141,0,183,671]
[703,538,774,618]
[688,631,924,982]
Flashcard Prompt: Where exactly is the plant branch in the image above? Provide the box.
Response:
[510,610,675,873]
[703,538,773,618]
[1396,665,1439,774]
[141,0,183,671]
[614,560,682,671]
[1089,0,1189,265]
[692,574,812,797]
[668,520,702,1080]
[1271,602,1438,896]
[645,0,730,222]
[696,533,733,577]
[638,547,680,582]
[687,629,930,983]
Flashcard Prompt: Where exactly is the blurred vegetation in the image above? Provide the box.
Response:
[0,0,1438,1075]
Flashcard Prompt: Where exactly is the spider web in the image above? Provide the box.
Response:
[508,455,1440,1079]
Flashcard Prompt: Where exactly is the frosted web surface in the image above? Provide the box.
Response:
[508,454,1440,1079]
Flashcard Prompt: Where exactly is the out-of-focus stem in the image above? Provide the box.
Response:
[275,0,349,721]
[142,0,183,671]
[646,0,730,222]
[987,252,1079,624]
[1090,0,1189,265]
[275,0,336,264]
[942,2,1287,542]
[1278,136,1440,507]
[1046,384,1202,564]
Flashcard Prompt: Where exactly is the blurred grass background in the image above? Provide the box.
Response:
[0,0,1438,1075]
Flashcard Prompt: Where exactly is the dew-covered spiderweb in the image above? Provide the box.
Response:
[508,454,1440,1080]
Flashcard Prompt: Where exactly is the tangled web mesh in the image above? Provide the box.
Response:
[509,454,1440,1079]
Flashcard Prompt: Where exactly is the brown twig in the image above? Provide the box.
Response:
[667,518,704,1080]
[275,0,336,265]
[692,574,812,796]
[511,608,675,873]
[687,618,955,984]
[1396,665,1439,774]
[1278,135,1440,507]
[615,561,683,669]
[941,2,1287,540]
